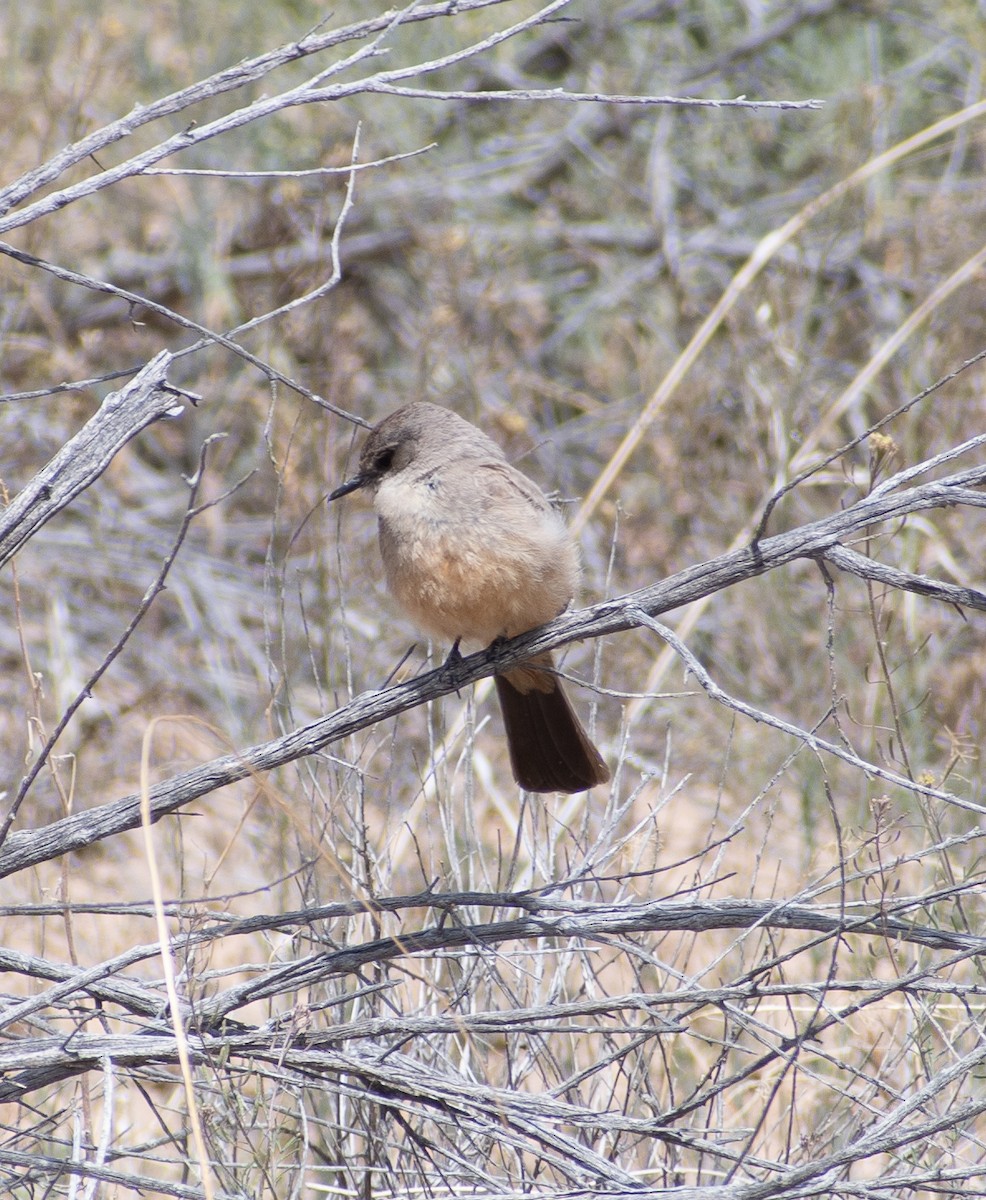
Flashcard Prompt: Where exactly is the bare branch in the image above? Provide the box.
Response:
[2,450,984,876]
[0,353,181,566]
[630,611,982,810]
[0,0,820,239]
[0,0,573,234]
[0,0,521,220]
[0,436,237,845]
[0,889,980,1098]
[1,6,982,1193]
[823,544,986,612]
[0,241,366,422]
[0,1147,235,1200]
[359,83,824,109]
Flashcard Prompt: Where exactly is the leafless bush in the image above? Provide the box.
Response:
[1,3,985,1198]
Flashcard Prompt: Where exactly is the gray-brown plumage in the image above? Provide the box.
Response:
[328,402,609,793]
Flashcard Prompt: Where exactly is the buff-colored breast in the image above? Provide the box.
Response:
[373,460,578,646]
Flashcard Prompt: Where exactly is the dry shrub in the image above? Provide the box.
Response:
[1,2,985,1197]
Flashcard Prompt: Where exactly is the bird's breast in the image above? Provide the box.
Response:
[373,472,577,646]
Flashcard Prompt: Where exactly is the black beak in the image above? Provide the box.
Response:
[327,473,370,503]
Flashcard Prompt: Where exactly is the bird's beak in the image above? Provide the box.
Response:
[327,472,371,503]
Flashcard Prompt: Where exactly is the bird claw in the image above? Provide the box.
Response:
[437,638,464,688]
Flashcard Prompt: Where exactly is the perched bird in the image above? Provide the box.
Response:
[328,402,609,793]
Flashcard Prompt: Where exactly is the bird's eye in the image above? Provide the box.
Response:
[373,446,396,472]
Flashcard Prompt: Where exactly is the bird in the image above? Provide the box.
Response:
[327,402,610,793]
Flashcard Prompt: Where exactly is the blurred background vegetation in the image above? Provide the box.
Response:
[1,1,985,1195]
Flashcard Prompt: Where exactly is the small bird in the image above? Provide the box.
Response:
[328,402,610,793]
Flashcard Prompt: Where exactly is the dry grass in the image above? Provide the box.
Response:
[1,1,985,1197]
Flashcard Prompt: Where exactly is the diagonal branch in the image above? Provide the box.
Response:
[0,0,523,222]
[0,352,182,566]
[823,543,986,610]
[2,458,985,877]
[0,0,571,235]
[0,0,821,239]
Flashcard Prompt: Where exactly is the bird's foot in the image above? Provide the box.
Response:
[437,638,464,690]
